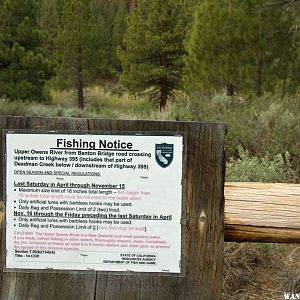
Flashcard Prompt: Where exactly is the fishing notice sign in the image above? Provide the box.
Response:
[4,131,184,273]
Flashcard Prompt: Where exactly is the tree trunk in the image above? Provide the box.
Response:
[129,0,138,11]
[76,45,84,110]
[256,53,263,97]
[158,52,168,111]
[77,72,84,110]
[159,79,168,111]
[226,83,234,96]
[281,77,287,100]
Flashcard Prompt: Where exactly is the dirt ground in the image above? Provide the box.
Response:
[233,266,283,299]
[224,243,300,300]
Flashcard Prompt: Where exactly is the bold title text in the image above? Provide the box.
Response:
[56,139,133,150]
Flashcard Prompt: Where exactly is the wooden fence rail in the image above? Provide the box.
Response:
[225,182,300,243]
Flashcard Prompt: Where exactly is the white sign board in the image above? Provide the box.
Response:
[5,132,183,273]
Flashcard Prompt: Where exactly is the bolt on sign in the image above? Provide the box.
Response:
[4,131,185,273]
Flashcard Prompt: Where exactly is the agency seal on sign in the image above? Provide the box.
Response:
[155,143,174,168]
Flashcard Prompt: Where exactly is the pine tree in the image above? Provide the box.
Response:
[185,0,295,96]
[185,0,252,95]
[246,2,295,96]
[56,0,103,109]
[0,0,55,101]
[39,0,62,53]
[91,0,129,76]
[119,0,187,110]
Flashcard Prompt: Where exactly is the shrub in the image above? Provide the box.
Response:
[172,92,300,161]
[226,146,297,183]
[0,97,117,119]
[0,98,30,116]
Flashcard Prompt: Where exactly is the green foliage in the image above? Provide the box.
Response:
[185,0,249,94]
[0,85,172,120]
[51,86,124,114]
[185,0,296,96]
[38,0,62,59]
[254,243,288,255]
[226,146,297,182]
[0,98,30,115]
[91,0,129,76]
[0,93,117,119]
[119,0,188,110]
[111,0,128,72]
[0,0,55,101]
[172,92,300,165]
[125,98,158,119]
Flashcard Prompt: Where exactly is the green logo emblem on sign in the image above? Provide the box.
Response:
[155,143,174,168]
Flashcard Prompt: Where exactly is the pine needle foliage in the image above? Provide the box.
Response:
[185,0,296,96]
[0,0,55,101]
[119,0,188,111]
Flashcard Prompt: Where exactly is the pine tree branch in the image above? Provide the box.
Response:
[139,88,160,96]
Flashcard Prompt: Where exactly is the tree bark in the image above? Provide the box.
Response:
[76,45,84,110]
[226,83,234,96]
[77,71,84,110]
[281,77,287,100]
[256,53,263,97]
[159,78,168,111]
[129,0,138,11]
[158,52,169,111]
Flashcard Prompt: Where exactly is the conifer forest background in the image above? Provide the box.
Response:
[0,0,300,298]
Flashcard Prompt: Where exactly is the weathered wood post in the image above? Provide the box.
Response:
[0,116,226,300]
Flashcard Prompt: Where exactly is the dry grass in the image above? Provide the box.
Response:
[223,243,262,298]
[279,246,300,293]
[223,243,300,299]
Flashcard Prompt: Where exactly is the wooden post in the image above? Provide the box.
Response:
[0,116,226,300]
